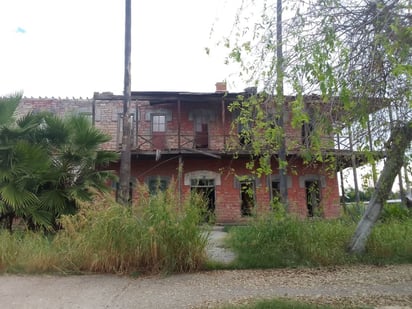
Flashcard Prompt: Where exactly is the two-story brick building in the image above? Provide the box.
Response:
[16,83,352,223]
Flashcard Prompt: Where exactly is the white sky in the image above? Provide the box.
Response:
[0,0,245,98]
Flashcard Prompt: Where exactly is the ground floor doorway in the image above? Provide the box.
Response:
[305,180,321,217]
[190,178,215,221]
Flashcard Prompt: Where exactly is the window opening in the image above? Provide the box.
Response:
[240,180,255,216]
[194,118,209,149]
[305,180,321,217]
[301,122,314,147]
[238,122,251,146]
[152,115,166,132]
[148,177,169,195]
[271,181,281,204]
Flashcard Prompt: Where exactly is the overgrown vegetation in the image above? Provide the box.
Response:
[0,184,209,275]
[220,0,412,253]
[227,211,412,269]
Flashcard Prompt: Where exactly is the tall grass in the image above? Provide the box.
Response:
[228,214,412,268]
[0,183,209,274]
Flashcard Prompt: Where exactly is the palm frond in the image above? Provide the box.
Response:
[0,93,22,125]
[23,206,53,229]
[66,115,111,150]
[39,189,69,214]
[0,183,39,210]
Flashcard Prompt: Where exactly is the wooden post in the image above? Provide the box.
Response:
[348,125,361,207]
[276,0,288,209]
[178,99,181,149]
[336,133,347,212]
[118,0,132,205]
[222,98,226,147]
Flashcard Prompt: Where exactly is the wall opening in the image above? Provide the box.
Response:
[194,121,209,149]
[271,180,281,204]
[305,180,321,217]
[146,176,170,195]
[191,178,215,221]
[151,114,166,149]
[240,180,255,216]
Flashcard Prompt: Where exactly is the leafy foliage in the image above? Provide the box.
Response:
[219,0,412,252]
[0,111,118,231]
[0,93,22,126]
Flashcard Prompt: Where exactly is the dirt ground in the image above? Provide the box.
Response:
[0,265,411,308]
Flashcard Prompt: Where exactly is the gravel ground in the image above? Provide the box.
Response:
[0,229,411,309]
[0,265,411,308]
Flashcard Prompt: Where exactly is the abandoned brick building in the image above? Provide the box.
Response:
[16,83,353,223]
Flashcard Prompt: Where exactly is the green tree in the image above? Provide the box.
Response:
[0,93,22,125]
[0,112,118,231]
[221,0,411,253]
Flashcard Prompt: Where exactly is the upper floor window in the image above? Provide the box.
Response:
[301,122,314,147]
[152,115,166,132]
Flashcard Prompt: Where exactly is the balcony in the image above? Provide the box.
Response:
[132,132,338,156]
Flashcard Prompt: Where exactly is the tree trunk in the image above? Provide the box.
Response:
[118,0,132,205]
[348,121,412,253]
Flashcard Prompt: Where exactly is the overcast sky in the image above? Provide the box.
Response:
[0,0,244,98]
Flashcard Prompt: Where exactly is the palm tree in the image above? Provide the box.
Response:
[0,92,22,125]
[0,111,118,231]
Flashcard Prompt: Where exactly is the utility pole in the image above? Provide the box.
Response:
[276,0,288,208]
[118,0,132,205]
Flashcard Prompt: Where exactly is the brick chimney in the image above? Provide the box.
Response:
[215,81,227,93]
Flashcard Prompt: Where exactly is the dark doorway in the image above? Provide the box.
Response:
[271,181,281,203]
[191,178,215,221]
[240,180,255,216]
[195,122,209,149]
[305,180,321,217]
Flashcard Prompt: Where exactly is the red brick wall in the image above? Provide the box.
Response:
[123,156,340,223]
[17,97,341,222]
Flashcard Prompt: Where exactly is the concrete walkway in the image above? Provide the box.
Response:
[205,226,236,264]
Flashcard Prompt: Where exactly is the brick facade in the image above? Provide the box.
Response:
[16,90,342,223]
